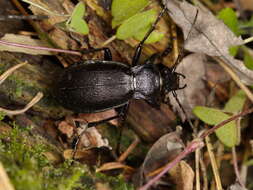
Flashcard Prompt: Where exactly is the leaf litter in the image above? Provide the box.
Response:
[163,0,253,85]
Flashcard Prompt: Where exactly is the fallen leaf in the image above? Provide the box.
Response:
[58,120,74,138]
[77,127,111,149]
[0,34,52,55]
[43,152,62,164]
[163,0,253,85]
[169,161,194,190]
[141,131,184,179]
[96,162,134,173]
[228,182,248,190]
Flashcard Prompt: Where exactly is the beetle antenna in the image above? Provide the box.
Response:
[172,9,199,72]
[172,91,195,129]
[132,6,167,65]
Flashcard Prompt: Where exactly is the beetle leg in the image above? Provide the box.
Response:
[132,7,167,66]
[81,47,112,61]
[72,105,129,159]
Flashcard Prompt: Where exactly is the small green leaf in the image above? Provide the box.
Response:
[228,46,239,57]
[133,27,164,44]
[245,159,253,166]
[244,49,253,70]
[66,2,89,35]
[111,0,148,28]
[218,8,240,36]
[224,90,246,113]
[116,9,156,40]
[70,2,85,22]
[193,106,237,147]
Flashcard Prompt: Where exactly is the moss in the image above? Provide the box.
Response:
[95,173,134,190]
[0,124,90,190]
[0,123,134,190]
[0,112,6,121]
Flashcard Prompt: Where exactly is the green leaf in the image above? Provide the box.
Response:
[245,159,253,166]
[224,90,246,113]
[217,8,240,36]
[66,2,89,35]
[193,106,237,147]
[133,27,164,44]
[116,9,156,40]
[111,0,148,28]
[244,49,253,70]
[228,45,239,57]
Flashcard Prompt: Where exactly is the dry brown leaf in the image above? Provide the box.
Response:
[163,0,253,85]
[239,0,253,11]
[63,149,94,159]
[0,34,52,55]
[58,121,74,138]
[43,152,62,164]
[96,162,134,173]
[228,182,248,190]
[141,131,184,178]
[77,127,111,149]
[95,182,111,190]
[169,161,194,190]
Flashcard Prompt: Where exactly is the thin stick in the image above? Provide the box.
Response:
[139,139,204,190]
[0,62,27,85]
[205,136,223,190]
[195,148,201,190]
[21,0,69,17]
[0,92,43,115]
[0,40,82,56]
[244,36,253,44]
[139,107,253,190]
[214,57,253,103]
[117,136,140,162]
[232,147,246,188]
[0,15,48,20]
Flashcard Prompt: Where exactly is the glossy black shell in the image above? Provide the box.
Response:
[56,60,161,113]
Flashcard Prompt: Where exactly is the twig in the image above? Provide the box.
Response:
[139,139,204,190]
[199,155,208,190]
[21,0,69,17]
[0,62,27,85]
[0,40,82,56]
[205,136,223,190]
[101,36,116,47]
[214,57,253,103]
[139,107,253,190]
[244,36,253,44]
[200,107,253,138]
[232,147,246,188]
[0,92,43,115]
[195,147,201,190]
[0,62,44,115]
[117,136,140,163]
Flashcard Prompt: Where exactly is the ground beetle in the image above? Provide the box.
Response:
[55,7,186,127]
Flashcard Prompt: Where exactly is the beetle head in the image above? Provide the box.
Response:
[159,64,186,94]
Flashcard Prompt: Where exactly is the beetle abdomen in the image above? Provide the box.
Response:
[56,61,134,113]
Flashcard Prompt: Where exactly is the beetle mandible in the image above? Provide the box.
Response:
[55,6,186,127]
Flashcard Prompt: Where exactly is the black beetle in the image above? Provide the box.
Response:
[55,7,186,126]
